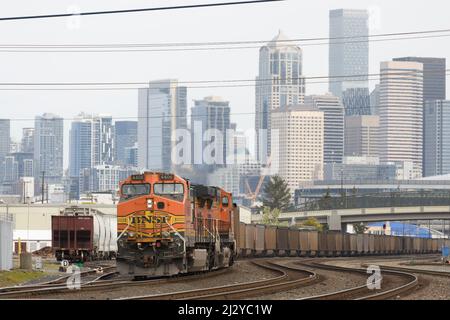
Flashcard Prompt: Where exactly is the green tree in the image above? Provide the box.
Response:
[262,175,291,211]
[261,207,282,226]
[353,222,368,234]
[298,217,323,231]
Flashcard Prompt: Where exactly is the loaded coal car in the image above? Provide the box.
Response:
[52,206,117,262]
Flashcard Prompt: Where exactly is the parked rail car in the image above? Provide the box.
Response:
[318,232,328,257]
[299,231,309,256]
[255,225,265,256]
[326,232,338,257]
[288,228,300,256]
[245,224,256,256]
[276,227,289,256]
[264,226,277,256]
[308,231,319,256]
[342,233,350,256]
[238,222,246,257]
[369,234,375,254]
[349,234,357,255]
[52,207,117,262]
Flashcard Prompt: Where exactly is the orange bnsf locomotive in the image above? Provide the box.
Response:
[117,172,238,277]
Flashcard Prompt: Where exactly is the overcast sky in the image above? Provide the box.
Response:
[0,0,449,168]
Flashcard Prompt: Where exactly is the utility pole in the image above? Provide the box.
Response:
[41,171,45,204]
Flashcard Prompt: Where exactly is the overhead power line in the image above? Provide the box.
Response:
[0,0,283,22]
[0,103,434,122]
[0,70,447,90]
[1,27,450,48]
[1,30,450,53]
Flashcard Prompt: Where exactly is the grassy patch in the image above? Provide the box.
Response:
[0,270,47,287]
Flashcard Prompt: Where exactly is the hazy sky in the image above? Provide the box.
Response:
[0,0,449,168]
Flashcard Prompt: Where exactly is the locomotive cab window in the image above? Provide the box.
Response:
[154,183,184,202]
[222,196,229,207]
[121,183,151,201]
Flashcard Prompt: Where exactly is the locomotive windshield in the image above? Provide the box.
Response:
[154,183,184,201]
[121,183,151,200]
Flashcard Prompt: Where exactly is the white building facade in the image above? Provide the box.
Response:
[379,61,424,179]
[271,105,324,194]
[255,31,305,160]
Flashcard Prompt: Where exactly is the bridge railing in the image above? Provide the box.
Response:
[293,190,450,212]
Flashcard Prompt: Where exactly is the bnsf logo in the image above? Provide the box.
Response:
[129,216,168,224]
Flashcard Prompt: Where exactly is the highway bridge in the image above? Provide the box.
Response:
[252,191,450,230]
[252,205,450,230]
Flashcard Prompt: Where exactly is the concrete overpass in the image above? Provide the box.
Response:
[252,205,450,230]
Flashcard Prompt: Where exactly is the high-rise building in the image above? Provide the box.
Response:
[379,61,423,179]
[0,119,10,182]
[423,100,450,177]
[393,57,446,103]
[191,96,231,166]
[114,121,137,166]
[271,105,324,194]
[138,79,187,172]
[370,84,380,115]
[305,94,344,164]
[21,128,34,154]
[255,31,305,160]
[34,113,64,185]
[69,113,115,198]
[344,115,379,157]
[329,9,369,115]
[341,88,370,115]
[69,113,114,178]
[8,152,33,178]
[79,165,138,194]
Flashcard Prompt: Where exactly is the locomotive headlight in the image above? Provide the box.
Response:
[147,199,154,209]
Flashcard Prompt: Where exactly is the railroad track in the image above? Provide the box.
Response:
[0,265,233,299]
[118,259,318,300]
[360,263,450,278]
[296,260,418,300]
[0,265,117,294]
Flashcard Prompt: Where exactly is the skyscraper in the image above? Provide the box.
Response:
[344,115,379,157]
[423,100,450,177]
[191,96,231,166]
[0,119,10,182]
[379,61,423,179]
[34,113,64,185]
[138,79,187,172]
[21,128,35,154]
[114,121,137,166]
[393,57,446,103]
[69,113,115,197]
[305,94,344,164]
[370,84,380,115]
[255,31,305,159]
[271,105,324,194]
[329,9,370,115]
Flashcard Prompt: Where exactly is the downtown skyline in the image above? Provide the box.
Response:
[1,1,450,170]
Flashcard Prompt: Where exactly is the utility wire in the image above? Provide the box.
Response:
[0,70,446,90]
[0,0,283,22]
[0,103,431,122]
[1,32,450,53]
[1,27,450,48]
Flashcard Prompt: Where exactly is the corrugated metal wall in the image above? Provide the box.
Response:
[0,213,13,270]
